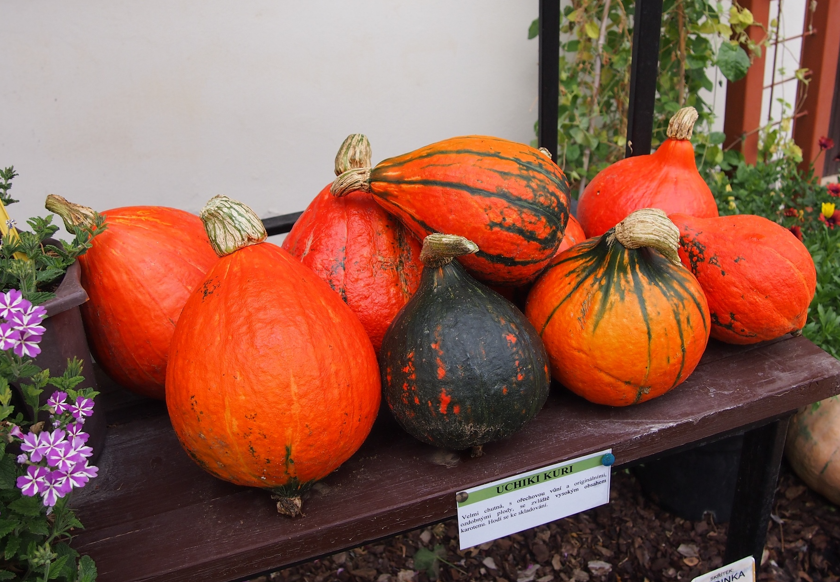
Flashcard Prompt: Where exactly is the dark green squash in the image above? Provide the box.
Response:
[379,233,550,454]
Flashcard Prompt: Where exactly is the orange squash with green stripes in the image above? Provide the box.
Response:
[380,234,550,454]
[331,135,571,287]
[525,209,710,406]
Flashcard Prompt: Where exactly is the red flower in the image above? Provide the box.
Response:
[818,210,840,229]
[828,183,840,197]
[789,225,803,240]
[819,136,835,150]
[784,207,799,217]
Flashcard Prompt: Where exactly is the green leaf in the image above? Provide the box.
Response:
[528,19,539,39]
[48,555,70,579]
[0,455,16,490]
[4,534,20,561]
[717,42,751,82]
[414,547,441,580]
[565,144,581,162]
[0,571,16,580]
[77,555,98,582]
[709,132,727,145]
[0,519,17,540]
[9,494,45,517]
[584,21,600,40]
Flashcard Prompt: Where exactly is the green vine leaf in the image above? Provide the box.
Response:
[528,18,539,39]
[717,42,751,82]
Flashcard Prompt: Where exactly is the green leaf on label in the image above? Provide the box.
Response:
[717,42,751,82]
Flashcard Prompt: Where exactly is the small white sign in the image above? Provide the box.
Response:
[692,556,755,582]
[455,449,612,549]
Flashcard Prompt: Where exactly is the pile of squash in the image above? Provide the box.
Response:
[48,107,822,513]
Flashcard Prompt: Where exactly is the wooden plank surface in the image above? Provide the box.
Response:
[70,335,840,582]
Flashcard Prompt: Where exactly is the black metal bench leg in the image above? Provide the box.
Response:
[724,415,793,566]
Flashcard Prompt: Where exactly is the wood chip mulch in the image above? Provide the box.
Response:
[253,460,839,582]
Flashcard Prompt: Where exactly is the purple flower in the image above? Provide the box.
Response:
[67,436,93,460]
[47,441,84,472]
[0,290,28,320]
[47,391,70,414]
[40,471,71,507]
[63,461,98,489]
[13,331,42,358]
[38,429,66,462]
[8,425,23,439]
[16,465,48,497]
[16,454,28,464]
[0,323,19,351]
[66,422,88,443]
[8,307,46,337]
[20,432,47,463]
[69,397,94,421]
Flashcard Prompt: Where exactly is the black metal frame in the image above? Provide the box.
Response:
[259,0,788,565]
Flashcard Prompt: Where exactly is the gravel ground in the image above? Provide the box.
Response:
[255,460,839,582]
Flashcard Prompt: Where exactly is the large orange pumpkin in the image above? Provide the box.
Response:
[45,196,219,399]
[669,213,817,343]
[576,107,719,238]
[526,209,710,406]
[282,135,423,352]
[166,195,380,515]
[331,135,571,287]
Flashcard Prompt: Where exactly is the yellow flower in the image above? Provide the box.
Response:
[725,184,732,192]
[822,202,836,219]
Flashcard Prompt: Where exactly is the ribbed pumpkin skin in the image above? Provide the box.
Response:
[785,397,840,505]
[166,243,380,489]
[282,185,423,352]
[367,136,571,286]
[79,207,218,399]
[380,260,550,451]
[576,139,719,238]
[525,235,710,406]
[670,213,817,344]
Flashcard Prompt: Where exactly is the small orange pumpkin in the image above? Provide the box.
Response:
[526,209,710,406]
[166,196,380,515]
[576,107,719,238]
[45,196,219,399]
[669,213,816,343]
[282,135,423,352]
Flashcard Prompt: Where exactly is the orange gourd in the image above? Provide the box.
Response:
[282,135,423,352]
[576,107,719,238]
[669,213,817,343]
[526,209,710,406]
[166,196,380,515]
[555,214,586,254]
[331,135,571,287]
[45,196,219,399]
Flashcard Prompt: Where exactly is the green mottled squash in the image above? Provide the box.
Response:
[786,397,840,505]
[379,234,550,454]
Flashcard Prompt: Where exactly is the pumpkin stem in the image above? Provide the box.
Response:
[666,107,699,141]
[200,195,267,257]
[334,134,372,177]
[608,209,682,266]
[271,494,303,518]
[44,194,99,232]
[331,167,372,197]
[419,233,479,268]
[470,445,484,458]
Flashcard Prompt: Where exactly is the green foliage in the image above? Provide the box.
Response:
[706,128,840,359]
[0,167,105,305]
[530,1,766,192]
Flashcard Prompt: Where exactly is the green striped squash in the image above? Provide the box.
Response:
[331,135,571,287]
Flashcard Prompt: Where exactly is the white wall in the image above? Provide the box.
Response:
[0,1,540,240]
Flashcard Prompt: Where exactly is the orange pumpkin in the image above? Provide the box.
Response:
[555,214,586,254]
[576,107,719,238]
[331,135,571,287]
[669,213,817,343]
[166,195,380,515]
[282,135,423,352]
[45,196,219,399]
[526,209,710,406]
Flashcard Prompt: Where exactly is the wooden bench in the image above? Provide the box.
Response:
[71,334,840,581]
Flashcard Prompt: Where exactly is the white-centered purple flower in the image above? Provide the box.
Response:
[38,429,66,463]
[0,323,19,351]
[0,289,27,319]
[63,461,98,488]
[13,331,42,358]
[20,432,47,463]
[40,470,71,507]
[8,307,47,337]
[47,391,70,415]
[16,465,48,497]
[69,397,94,421]
[67,436,93,460]
[65,422,88,442]
[47,441,84,472]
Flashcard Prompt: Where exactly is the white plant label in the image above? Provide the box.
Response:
[692,556,755,582]
[455,449,613,550]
